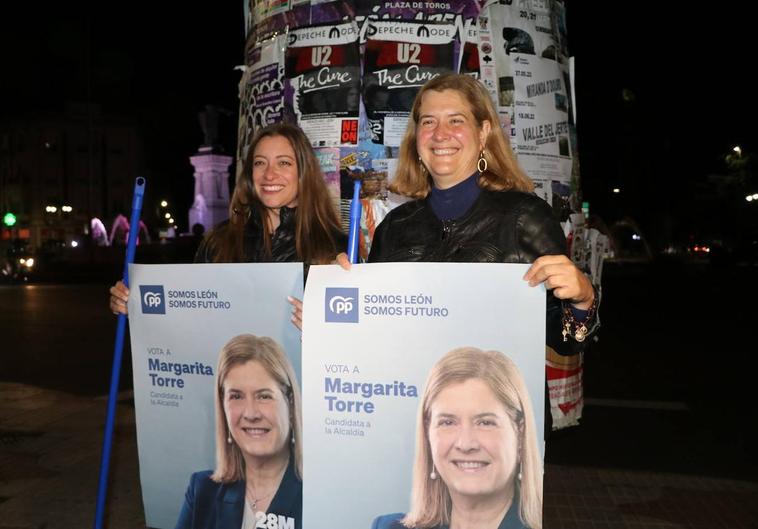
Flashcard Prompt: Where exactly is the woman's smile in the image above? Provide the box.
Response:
[429,378,520,500]
[223,360,291,464]
[452,460,490,472]
[416,89,490,189]
[252,135,299,211]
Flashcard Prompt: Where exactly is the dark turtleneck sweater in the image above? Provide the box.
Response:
[429,171,481,221]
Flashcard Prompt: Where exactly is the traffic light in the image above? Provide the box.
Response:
[2,212,16,227]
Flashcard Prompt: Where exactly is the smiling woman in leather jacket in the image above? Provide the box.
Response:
[367,73,598,371]
[109,123,346,321]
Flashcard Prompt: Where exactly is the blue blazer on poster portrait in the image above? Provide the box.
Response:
[370,503,527,529]
[371,513,406,529]
[174,460,302,529]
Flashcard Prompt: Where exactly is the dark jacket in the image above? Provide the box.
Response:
[194,206,347,265]
[174,460,302,529]
[368,189,598,357]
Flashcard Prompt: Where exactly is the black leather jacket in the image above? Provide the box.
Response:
[194,206,347,264]
[368,189,598,357]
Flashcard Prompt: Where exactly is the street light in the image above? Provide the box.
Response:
[733,145,742,156]
[45,205,58,213]
[164,213,171,219]
[61,205,73,213]
[612,188,621,194]
[160,200,168,208]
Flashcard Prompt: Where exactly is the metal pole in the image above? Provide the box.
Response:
[94,176,145,529]
[347,180,362,264]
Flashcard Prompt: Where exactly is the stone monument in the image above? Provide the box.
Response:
[188,105,233,233]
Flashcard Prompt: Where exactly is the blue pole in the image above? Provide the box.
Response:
[347,179,362,264]
[94,177,145,529]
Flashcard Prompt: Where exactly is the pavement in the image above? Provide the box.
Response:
[1,382,756,529]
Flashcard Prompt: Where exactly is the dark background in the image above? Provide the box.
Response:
[2,2,755,250]
[566,2,756,255]
[1,2,244,229]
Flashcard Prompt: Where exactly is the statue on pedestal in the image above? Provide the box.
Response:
[198,104,233,151]
[189,105,234,232]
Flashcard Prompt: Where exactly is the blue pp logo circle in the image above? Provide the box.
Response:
[325,288,359,323]
[139,285,166,314]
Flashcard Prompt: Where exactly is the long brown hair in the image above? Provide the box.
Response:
[392,73,534,199]
[211,123,342,264]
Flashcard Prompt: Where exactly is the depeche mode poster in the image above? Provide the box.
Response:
[127,263,303,529]
[301,263,545,528]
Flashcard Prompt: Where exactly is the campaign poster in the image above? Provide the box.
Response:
[363,19,456,146]
[127,263,303,529]
[301,263,545,528]
[286,21,361,147]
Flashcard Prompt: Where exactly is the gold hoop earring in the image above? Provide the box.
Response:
[477,151,488,173]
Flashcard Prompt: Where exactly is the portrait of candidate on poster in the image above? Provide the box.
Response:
[371,347,542,529]
[173,333,303,529]
[127,263,303,529]
[301,263,546,529]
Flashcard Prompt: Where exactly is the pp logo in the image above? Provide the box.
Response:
[325,288,359,323]
[139,285,165,314]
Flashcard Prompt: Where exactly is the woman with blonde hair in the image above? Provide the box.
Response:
[175,334,302,529]
[363,73,598,388]
[372,347,542,529]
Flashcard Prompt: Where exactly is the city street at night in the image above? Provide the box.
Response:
[3,2,758,528]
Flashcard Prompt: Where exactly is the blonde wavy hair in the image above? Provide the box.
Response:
[211,334,302,482]
[391,73,534,198]
[402,347,543,529]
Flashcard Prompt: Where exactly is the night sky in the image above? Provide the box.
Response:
[1,2,245,225]
[2,2,755,249]
[566,2,755,249]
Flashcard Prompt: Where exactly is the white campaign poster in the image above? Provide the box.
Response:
[127,263,303,529]
[302,263,545,528]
